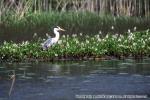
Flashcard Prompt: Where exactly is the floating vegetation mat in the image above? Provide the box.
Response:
[0,30,150,62]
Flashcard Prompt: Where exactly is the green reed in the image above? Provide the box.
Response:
[1,11,150,38]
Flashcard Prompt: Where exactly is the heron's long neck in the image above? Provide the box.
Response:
[54,30,60,40]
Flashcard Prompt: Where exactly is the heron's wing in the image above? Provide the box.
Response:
[44,38,52,46]
[42,37,53,50]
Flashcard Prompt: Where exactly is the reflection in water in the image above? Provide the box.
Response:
[0,58,150,100]
[9,70,16,96]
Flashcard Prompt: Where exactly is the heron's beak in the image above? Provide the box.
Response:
[60,28,65,31]
[57,26,66,31]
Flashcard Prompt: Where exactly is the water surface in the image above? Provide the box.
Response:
[0,58,150,100]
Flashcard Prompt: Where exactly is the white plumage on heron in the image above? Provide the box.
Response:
[41,26,65,50]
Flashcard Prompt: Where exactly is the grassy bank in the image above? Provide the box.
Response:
[0,30,150,62]
[1,12,150,42]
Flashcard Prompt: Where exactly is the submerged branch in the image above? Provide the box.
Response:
[9,70,15,96]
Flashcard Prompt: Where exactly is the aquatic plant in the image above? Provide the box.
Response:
[0,30,149,62]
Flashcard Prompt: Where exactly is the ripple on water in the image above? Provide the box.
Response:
[124,58,135,62]
[118,73,129,75]
[38,77,46,80]
[66,77,75,80]
[22,65,32,68]
[90,70,102,74]
[72,63,79,65]
[106,69,117,74]
[79,88,89,92]
[90,70,108,74]
[82,80,92,83]
[89,73,99,76]
[118,63,134,66]
[79,64,86,67]
[143,58,150,62]
[48,69,58,72]
[0,66,5,69]
[19,62,32,65]
[19,76,33,80]
[47,76,63,79]
[0,98,7,100]
[132,74,143,77]
[71,86,80,90]
[93,64,102,67]
[145,75,150,78]
[119,66,128,69]
[26,73,36,76]
[100,67,116,70]
[85,75,95,78]
[18,67,27,71]
[44,79,52,83]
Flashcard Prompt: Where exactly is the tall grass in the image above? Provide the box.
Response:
[0,0,150,42]
[1,11,150,41]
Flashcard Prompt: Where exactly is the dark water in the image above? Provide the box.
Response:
[0,58,150,100]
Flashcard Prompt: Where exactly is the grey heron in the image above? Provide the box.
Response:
[41,26,65,50]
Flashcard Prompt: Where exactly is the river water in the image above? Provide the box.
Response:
[0,58,150,100]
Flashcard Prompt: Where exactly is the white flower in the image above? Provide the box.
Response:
[55,54,58,57]
[133,27,137,31]
[67,42,70,47]
[128,29,131,33]
[12,43,18,47]
[112,34,117,39]
[21,41,29,46]
[120,35,124,39]
[33,33,37,38]
[86,35,89,38]
[133,43,137,46]
[113,17,116,21]
[43,38,46,41]
[81,42,84,46]
[128,32,134,40]
[75,39,79,44]
[95,34,100,38]
[95,48,98,51]
[58,40,62,44]
[124,40,127,43]
[98,38,101,42]
[118,38,121,42]
[79,33,83,36]
[3,41,7,45]
[146,29,149,33]
[86,40,89,44]
[99,31,102,35]
[111,26,114,30]
[105,34,109,38]
[12,49,16,52]
[102,38,105,41]
[72,34,77,37]
[62,35,66,38]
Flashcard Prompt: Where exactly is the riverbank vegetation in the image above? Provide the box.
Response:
[0,30,149,62]
[1,11,150,42]
[0,0,150,42]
